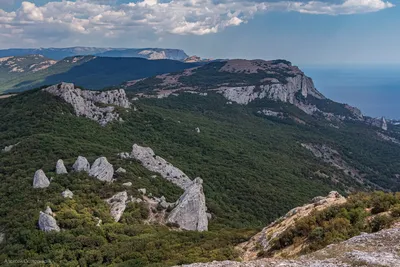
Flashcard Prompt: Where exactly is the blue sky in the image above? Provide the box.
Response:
[0,0,398,64]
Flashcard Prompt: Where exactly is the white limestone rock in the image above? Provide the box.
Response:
[38,208,60,232]
[122,182,132,187]
[116,167,127,173]
[106,191,128,222]
[195,127,201,133]
[130,144,192,190]
[33,169,50,188]
[72,156,90,172]
[138,188,146,195]
[43,82,131,126]
[56,159,68,174]
[167,178,208,231]
[117,152,130,159]
[2,142,18,153]
[89,157,114,182]
[61,189,74,199]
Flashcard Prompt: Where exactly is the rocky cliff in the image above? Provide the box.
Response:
[43,82,131,126]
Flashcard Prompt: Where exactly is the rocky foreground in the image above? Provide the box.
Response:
[177,225,400,267]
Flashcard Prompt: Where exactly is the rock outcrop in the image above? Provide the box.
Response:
[130,144,192,190]
[1,143,18,152]
[167,178,208,231]
[89,157,114,182]
[239,191,346,261]
[72,156,90,172]
[61,189,73,198]
[56,159,68,174]
[366,116,388,131]
[122,182,132,187]
[106,191,128,222]
[33,169,50,188]
[43,82,131,126]
[38,207,60,232]
[116,167,127,173]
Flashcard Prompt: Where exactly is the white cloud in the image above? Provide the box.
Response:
[0,0,395,47]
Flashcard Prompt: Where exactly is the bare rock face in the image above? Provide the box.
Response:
[167,178,208,231]
[366,116,388,131]
[61,189,74,198]
[56,159,68,174]
[89,157,114,182]
[72,156,90,172]
[130,144,192,190]
[33,169,50,188]
[106,191,128,222]
[38,207,60,232]
[43,82,131,126]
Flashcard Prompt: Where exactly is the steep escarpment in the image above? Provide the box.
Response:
[44,82,131,126]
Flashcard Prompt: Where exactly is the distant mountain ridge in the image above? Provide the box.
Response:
[0,47,189,61]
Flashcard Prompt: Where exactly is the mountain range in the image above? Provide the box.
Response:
[0,54,399,266]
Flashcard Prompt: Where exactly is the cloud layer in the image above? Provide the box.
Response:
[0,0,395,47]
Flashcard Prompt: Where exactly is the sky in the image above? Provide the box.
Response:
[0,0,399,65]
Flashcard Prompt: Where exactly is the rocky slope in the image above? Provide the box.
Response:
[43,82,131,126]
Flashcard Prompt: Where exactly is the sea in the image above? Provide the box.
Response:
[302,65,400,120]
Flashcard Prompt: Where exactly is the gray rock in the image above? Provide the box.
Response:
[116,167,127,173]
[130,144,192,190]
[2,142,18,153]
[89,157,114,182]
[38,210,60,232]
[56,159,68,174]
[117,152,130,159]
[138,188,146,195]
[106,191,128,222]
[195,127,201,133]
[44,206,53,215]
[61,189,74,198]
[122,182,132,187]
[167,178,208,231]
[95,217,102,227]
[72,156,90,172]
[33,169,50,188]
[43,83,131,126]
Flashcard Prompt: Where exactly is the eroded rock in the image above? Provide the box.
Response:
[38,208,60,232]
[130,144,192,190]
[56,159,68,174]
[116,167,127,173]
[72,156,90,172]
[167,178,208,231]
[122,182,132,187]
[33,169,50,188]
[61,189,74,199]
[106,191,128,222]
[89,157,114,182]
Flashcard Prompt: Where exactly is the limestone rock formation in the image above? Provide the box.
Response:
[130,144,192,190]
[138,188,146,195]
[239,191,346,260]
[167,178,208,231]
[122,182,132,187]
[89,157,114,182]
[116,167,127,173]
[33,169,50,188]
[72,156,90,172]
[1,142,18,152]
[43,82,131,126]
[195,127,200,133]
[61,189,74,198]
[106,191,128,222]
[56,159,68,174]
[366,116,388,131]
[38,207,60,232]
[117,152,130,159]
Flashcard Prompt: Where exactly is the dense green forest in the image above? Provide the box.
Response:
[1,89,400,265]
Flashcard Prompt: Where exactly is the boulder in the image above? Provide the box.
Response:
[116,167,127,173]
[61,189,74,199]
[33,169,50,188]
[122,182,132,187]
[130,144,192,190]
[89,157,114,182]
[44,206,53,215]
[195,127,201,133]
[167,178,208,231]
[56,159,68,174]
[38,209,60,232]
[138,188,146,195]
[117,152,130,159]
[106,191,128,222]
[72,156,90,172]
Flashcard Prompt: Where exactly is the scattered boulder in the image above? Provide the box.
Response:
[72,156,90,172]
[38,208,60,232]
[167,178,208,231]
[56,159,68,174]
[130,144,192,190]
[116,167,127,173]
[61,189,74,199]
[138,188,146,195]
[122,182,132,187]
[195,127,201,133]
[89,157,114,182]
[33,169,50,188]
[2,143,18,153]
[117,152,130,159]
[106,191,128,222]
